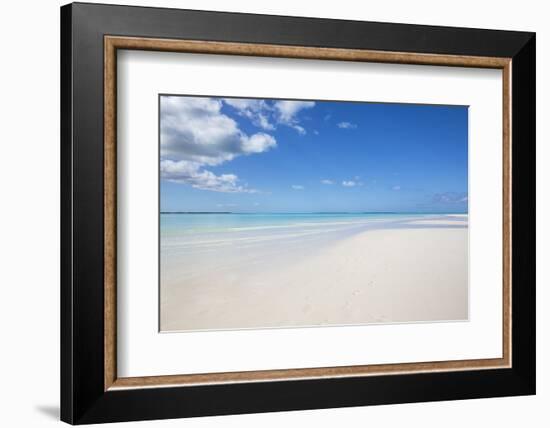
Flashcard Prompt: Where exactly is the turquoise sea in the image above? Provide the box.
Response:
[160,212,467,254]
[161,212,451,231]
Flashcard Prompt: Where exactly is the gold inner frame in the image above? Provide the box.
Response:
[104,36,512,391]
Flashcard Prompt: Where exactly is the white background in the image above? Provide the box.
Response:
[0,0,547,427]
[118,51,503,377]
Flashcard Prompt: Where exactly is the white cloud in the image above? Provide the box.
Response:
[242,133,277,153]
[161,96,277,166]
[433,192,468,203]
[223,98,275,131]
[275,100,315,122]
[291,124,306,135]
[337,121,357,130]
[160,96,278,192]
[223,98,264,111]
[255,113,275,130]
[160,96,321,193]
[342,179,364,187]
[274,100,315,134]
[392,185,401,191]
[223,98,315,134]
[291,185,304,190]
[321,179,334,185]
[161,160,257,193]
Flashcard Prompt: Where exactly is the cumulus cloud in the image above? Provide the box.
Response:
[224,98,316,135]
[223,98,275,131]
[160,96,320,192]
[275,100,315,122]
[160,160,258,193]
[433,192,468,203]
[274,100,315,134]
[392,185,401,191]
[291,185,305,190]
[321,179,334,185]
[223,98,264,111]
[161,96,276,166]
[338,121,357,130]
[160,96,278,192]
[241,133,277,153]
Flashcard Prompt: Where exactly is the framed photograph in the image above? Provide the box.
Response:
[60,2,535,424]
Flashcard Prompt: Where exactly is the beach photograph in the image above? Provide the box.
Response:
[159,95,468,332]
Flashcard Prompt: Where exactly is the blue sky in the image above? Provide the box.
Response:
[160,95,468,213]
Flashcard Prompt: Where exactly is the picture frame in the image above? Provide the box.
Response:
[60,2,535,424]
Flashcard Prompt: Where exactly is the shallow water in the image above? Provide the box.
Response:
[161,212,465,252]
[160,213,468,288]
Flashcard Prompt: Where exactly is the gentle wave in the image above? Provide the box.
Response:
[160,213,465,253]
[160,213,436,235]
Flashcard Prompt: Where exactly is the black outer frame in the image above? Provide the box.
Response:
[60,2,535,424]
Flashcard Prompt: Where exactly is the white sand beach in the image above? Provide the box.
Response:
[160,214,468,332]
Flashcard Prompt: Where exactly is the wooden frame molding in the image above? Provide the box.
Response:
[104,35,512,391]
